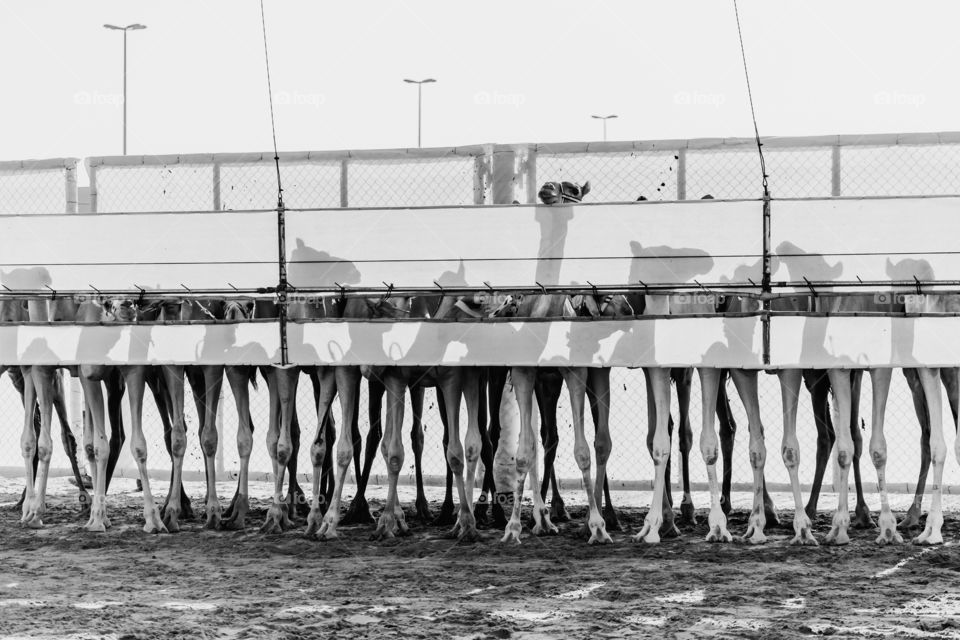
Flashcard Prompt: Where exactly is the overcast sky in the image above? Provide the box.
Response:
[0,1,957,162]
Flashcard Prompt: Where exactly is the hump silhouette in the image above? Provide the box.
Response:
[1,267,52,289]
[886,257,935,281]
[435,259,469,287]
[628,241,714,283]
[772,241,843,282]
[288,237,361,287]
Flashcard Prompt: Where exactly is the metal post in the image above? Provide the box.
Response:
[65,161,78,213]
[761,192,772,365]
[417,84,422,148]
[676,149,687,200]
[212,162,221,211]
[831,145,842,197]
[339,159,349,207]
[86,161,98,213]
[122,29,127,155]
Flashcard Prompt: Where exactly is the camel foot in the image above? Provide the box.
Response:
[491,502,508,529]
[705,507,732,543]
[587,514,613,545]
[602,505,623,532]
[84,500,109,533]
[853,503,876,530]
[789,512,817,546]
[305,506,323,538]
[162,504,182,534]
[204,501,222,530]
[414,495,432,523]
[286,483,310,519]
[824,512,851,546]
[220,494,250,531]
[315,513,340,540]
[874,510,902,545]
[549,498,571,523]
[659,509,680,539]
[898,505,922,530]
[431,501,458,527]
[21,497,45,529]
[341,495,375,526]
[804,502,818,523]
[500,518,522,545]
[633,518,661,544]
[260,503,292,534]
[371,512,399,541]
[143,506,168,534]
[454,511,479,542]
[531,507,558,536]
[742,511,767,545]
[912,512,944,546]
[679,499,697,526]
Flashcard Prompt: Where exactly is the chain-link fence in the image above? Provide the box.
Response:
[4,134,960,498]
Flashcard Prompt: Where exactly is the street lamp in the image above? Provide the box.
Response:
[591,114,618,142]
[403,78,436,148]
[103,23,147,155]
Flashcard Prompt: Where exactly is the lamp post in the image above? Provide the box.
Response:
[403,78,436,148]
[103,23,147,155]
[591,114,618,142]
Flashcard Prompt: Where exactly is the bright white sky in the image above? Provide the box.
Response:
[0,1,957,162]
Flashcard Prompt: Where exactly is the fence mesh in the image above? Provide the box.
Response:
[4,139,960,502]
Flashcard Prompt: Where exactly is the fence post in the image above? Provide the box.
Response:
[86,160,98,213]
[212,162,222,211]
[474,146,493,204]
[65,161,78,214]
[511,145,537,204]
[340,159,349,207]
[676,148,687,200]
[491,146,517,205]
[831,145,841,196]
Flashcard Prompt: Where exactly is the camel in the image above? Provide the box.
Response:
[1,299,91,513]
[498,180,612,545]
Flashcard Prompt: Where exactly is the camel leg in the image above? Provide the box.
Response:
[79,372,110,532]
[285,404,308,519]
[343,376,379,525]
[536,372,568,523]
[731,370,768,544]
[409,385,432,522]
[824,369,854,545]
[262,367,297,533]
[644,370,679,538]
[431,389,457,527]
[149,369,192,521]
[484,367,509,528]
[473,370,494,526]
[863,368,900,545]
[437,370,478,541]
[22,367,58,529]
[849,370,875,529]
[716,370,737,516]
[52,371,91,512]
[899,368,929,529]
[460,368,484,539]
[635,367,672,544]
[675,368,696,525]
[306,368,337,537]
[11,368,40,512]
[221,367,254,530]
[570,367,611,545]
[588,368,620,532]
[160,366,188,532]
[123,366,166,533]
[19,367,43,528]
[372,372,410,540]
[198,366,224,529]
[914,367,946,545]
[317,367,360,539]
[804,369,835,520]
[699,368,731,542]
[103,369,125,494]
[778,369,816,545]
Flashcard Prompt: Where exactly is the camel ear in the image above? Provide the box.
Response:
[580,181,591,197]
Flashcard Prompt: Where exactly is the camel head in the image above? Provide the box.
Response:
[101,297,139,322]
[538,180,590,205]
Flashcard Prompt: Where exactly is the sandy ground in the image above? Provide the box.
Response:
[3,478,960,639]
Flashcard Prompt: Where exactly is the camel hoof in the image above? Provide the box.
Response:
[458,526,480,543]
[876,528,904,546]
[549,501,572,523]
[853,505,876,530]
[898,508,922,531]
[143,508,168,534]
[430,504,457,527]
[790,529,818,546]
[679,501,697,526]
[742,530,768,545]
[414,498,433,523]
[705,525,733,543]
[473,503,491,527]
[824,528,850,546]
[341,498,375,526]
[162,507,181,534]
[491,503,508,529]
[602,506,623,532]
[204,506,222,531]
[500,520,523,545]
[659,522,681,539]
[20,516,44,530]
[315,520,339,540]
[220,495,250,531]
[587,521,613,545]
[260,504,292,534]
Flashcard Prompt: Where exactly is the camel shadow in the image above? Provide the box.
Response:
[627,241,714,285]
[1,267,53,290]
[288,237,361,288]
